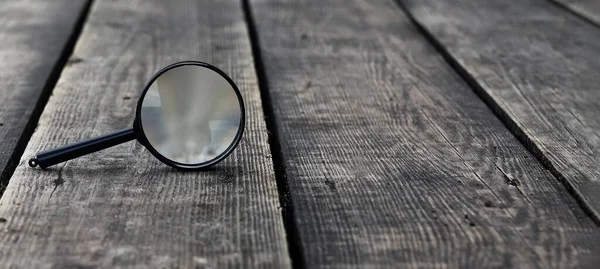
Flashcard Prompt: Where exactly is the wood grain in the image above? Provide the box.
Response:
[400,0,600,223]
[0,0,89,192]
[552,0,600,27]
[249,0,600,267]
[0,0,291,268]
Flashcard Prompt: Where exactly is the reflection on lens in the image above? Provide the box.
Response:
[140,64,242,165]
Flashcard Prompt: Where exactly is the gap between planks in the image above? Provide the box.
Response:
[0,0,93,197]
[242,0,307,268]
[549,0,600,30]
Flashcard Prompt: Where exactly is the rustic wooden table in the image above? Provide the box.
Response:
[0,0,599,268]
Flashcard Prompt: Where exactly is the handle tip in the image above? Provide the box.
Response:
[28,158,38,168]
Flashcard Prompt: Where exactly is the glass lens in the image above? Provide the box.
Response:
[140,64,242,165]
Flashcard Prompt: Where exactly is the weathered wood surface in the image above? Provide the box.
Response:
[400,0,600,222]
[0,0,89,192]
[552,0,600,26]
[249,0,600,267]
[0,0,291,268]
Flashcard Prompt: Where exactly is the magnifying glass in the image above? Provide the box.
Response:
[28,61,245,170]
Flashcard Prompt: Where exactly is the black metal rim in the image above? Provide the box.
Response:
[134,61,246,170]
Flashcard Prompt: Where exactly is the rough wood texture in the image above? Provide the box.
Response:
[401,0,600,222]
[0,0,89,191]
[249,0,600,267]
[0,0,291,268]
[552,0,600,26]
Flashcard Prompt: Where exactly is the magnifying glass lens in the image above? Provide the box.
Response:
[140,65,244,166]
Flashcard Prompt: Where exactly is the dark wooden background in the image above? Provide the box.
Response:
[0,0,599,268]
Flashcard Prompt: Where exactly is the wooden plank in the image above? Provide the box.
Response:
[0,0,90,192]
[552,0,600,27]
[248,0,600,267]
[400,0,600,222]
[0,0,291,268]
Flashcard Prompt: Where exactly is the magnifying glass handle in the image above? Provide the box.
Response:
[28,128,136,169]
